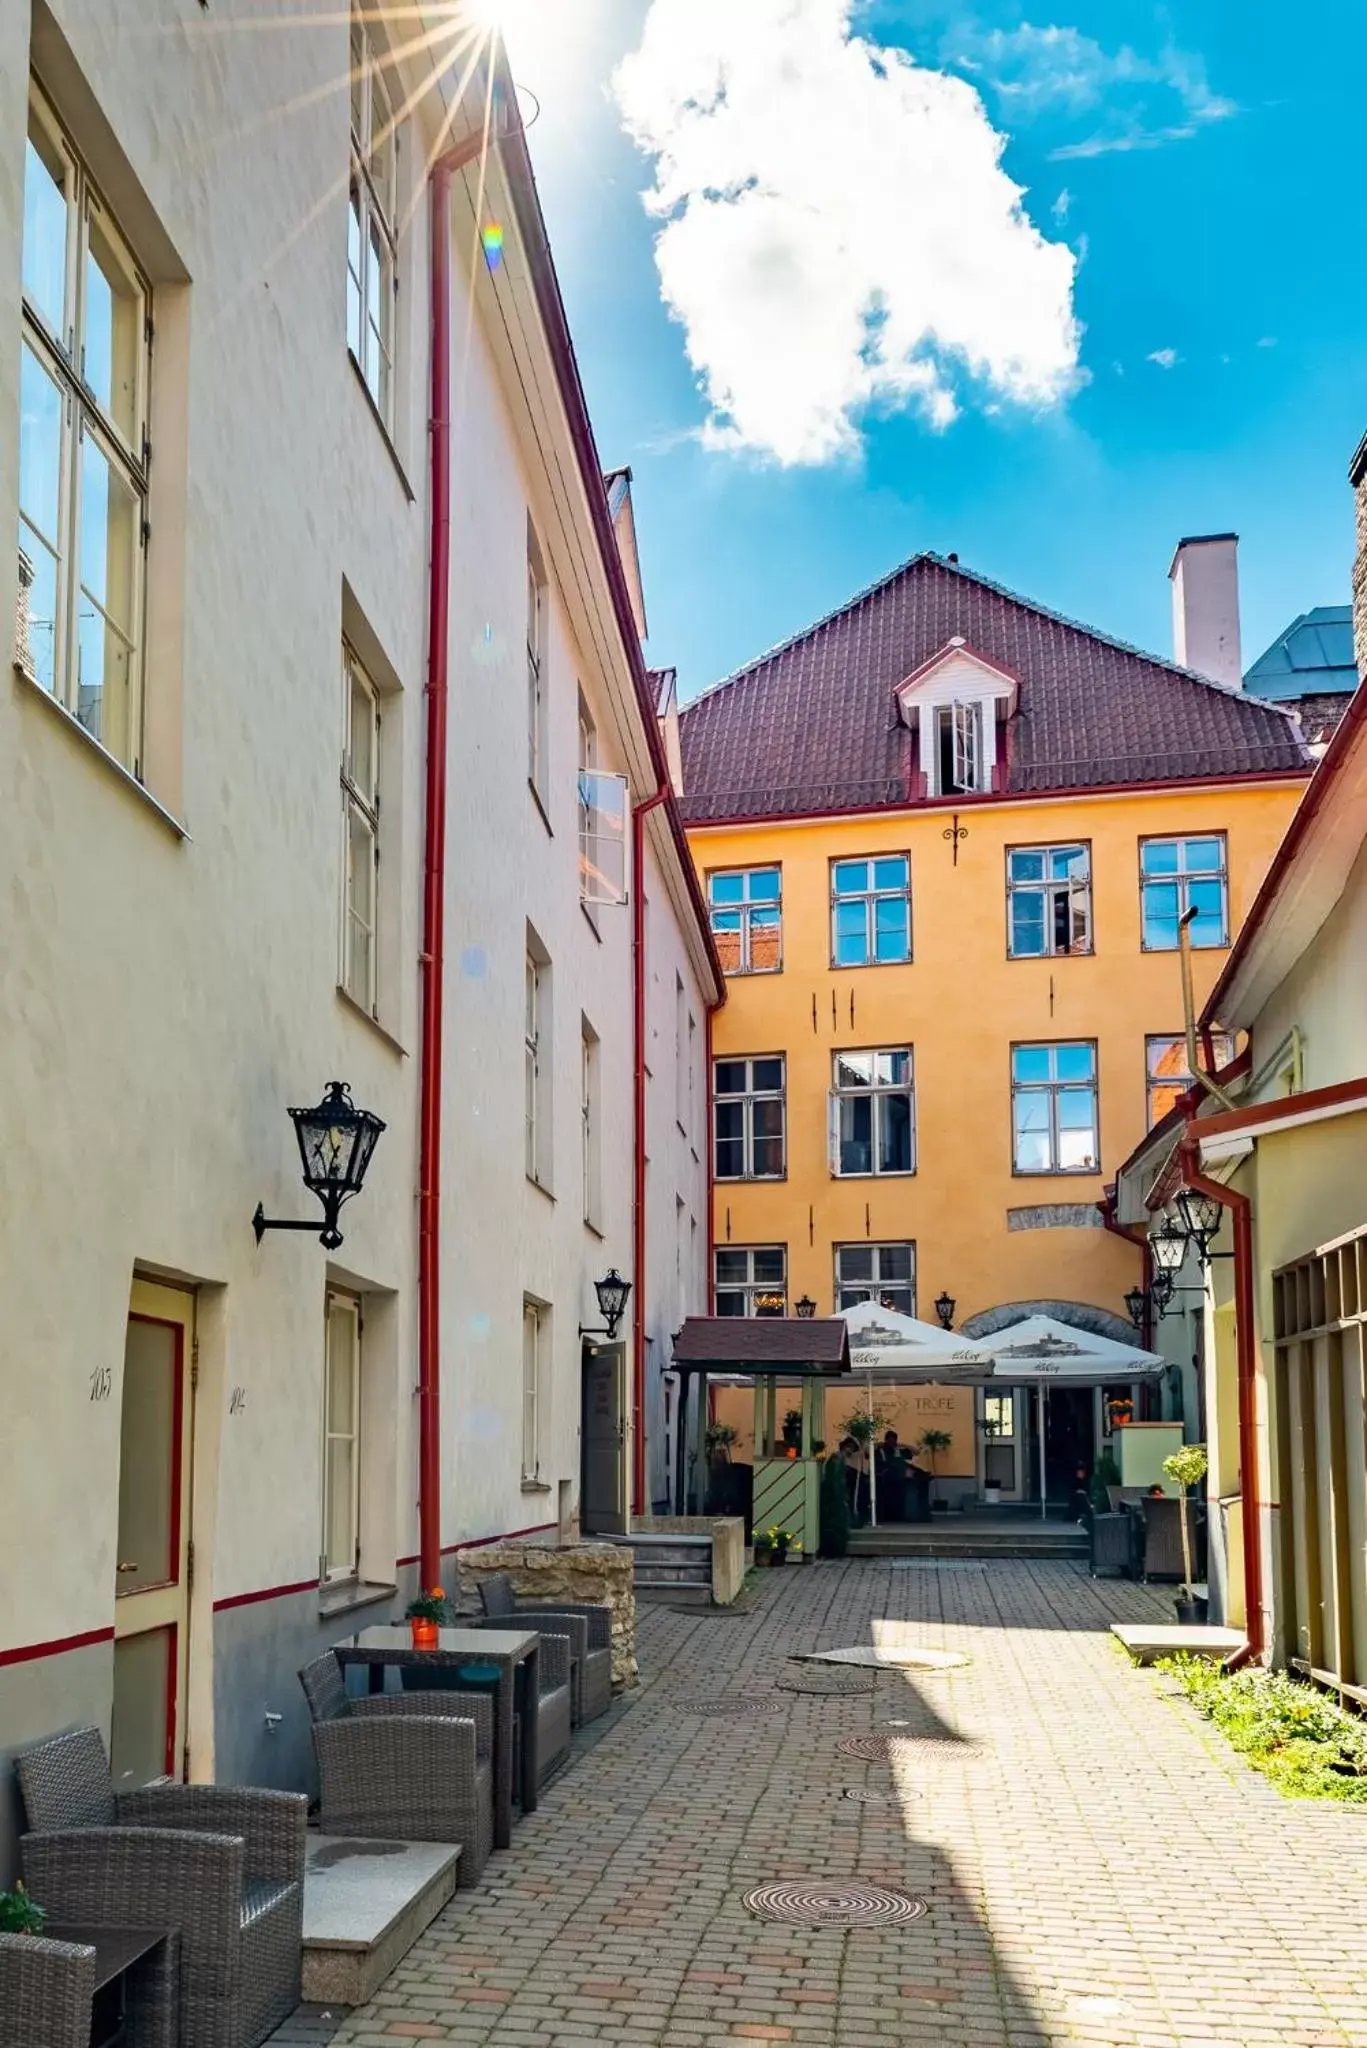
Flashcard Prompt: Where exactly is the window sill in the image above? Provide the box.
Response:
[584,1217,605,1241]
[1007,951,1095,963]
[529,779,553,835]
[319,1578,398,1621]
[715,1175,789,1186]
[580,902,603,944]
[347,351,415,502]
[829,959,914,972]
[831,1170,917,1181]
[15,665,190,841]
[337,985,408,1057]
[723,966,784,978]
[1010,1169,1102,1180]
[528,1174,556,1204]
[520,1478,552,1495]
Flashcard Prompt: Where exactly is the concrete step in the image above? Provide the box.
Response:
[629,1559,711,1584]
[850,1521,1088,1560]
[301,1834,460,2008]
[635,1579,714,1606]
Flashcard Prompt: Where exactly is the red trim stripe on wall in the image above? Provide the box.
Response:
[0,1626,115,1670]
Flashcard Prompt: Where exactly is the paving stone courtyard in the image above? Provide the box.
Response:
[275,1560,1367,2047]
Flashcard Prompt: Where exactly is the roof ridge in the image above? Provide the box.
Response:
[681,550,1303,731]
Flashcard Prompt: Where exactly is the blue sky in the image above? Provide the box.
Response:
[500,0,1366,701]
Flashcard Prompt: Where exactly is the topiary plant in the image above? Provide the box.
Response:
[1163,1442,1209,1597]
[819,1446,851,1558]
[1089,1449,1121,1515]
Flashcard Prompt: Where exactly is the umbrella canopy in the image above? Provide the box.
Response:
[836,1300,992,1379]
[970,1314,1163,1383]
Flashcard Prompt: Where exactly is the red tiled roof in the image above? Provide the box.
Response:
[679,554,1309,823]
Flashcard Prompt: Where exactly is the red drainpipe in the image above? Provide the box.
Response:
[631,786,669,1517]
[418,109,522,1586]
[1177,1134,1264,1662]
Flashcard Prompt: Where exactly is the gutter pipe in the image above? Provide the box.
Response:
[630,784,669,1517]
[417,106,523,1587]
[1176,1134,1264,1664]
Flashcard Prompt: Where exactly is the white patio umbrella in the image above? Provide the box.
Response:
[835,1303,992,1526]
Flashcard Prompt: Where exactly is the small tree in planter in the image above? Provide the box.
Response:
[838,1405,889,1520]
[705,1421,738,1463]
[917,1428,954,1510]
[1163,1442,1209,1621]
[782,1407,804,1449]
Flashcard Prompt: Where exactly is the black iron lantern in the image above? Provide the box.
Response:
[1175,1185,1224,1253]
[794,1294,817,1319]
[253,1081,385,1251]
[594,1269,631,1339]
[934,1291,956,1330]
[1148,1216,1189,1275]
[1124,1285,1148,1329]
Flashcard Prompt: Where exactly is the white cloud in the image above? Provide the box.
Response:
[1052,186,1072,220]
[1147,347,1179,369]
[943,19,1236,159]
[612,0,1081,467]
[1257,335,1278,348]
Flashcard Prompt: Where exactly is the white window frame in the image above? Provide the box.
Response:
[527,520,546,802]
[687,1012,697,1141]
[829,1049,916,1177]
[714,1245,787,1318]
[1011,1041,1100,1175]
[713,1056,786,1182]
[347,7,398,422]
[522,1297,545,1481]
[1139,834,1230,951]
[525,952,543,1185]
[1145,1032,1235,1128]
[581,1018,602,1228]
[18,81,151,773]
[1006,843,1093,959]
[341,641,381,1013]
[322,1293,362,1583]
[707,866,783,974]
[830,855,912,967]
[833,1242,916,1316]
[675,975,686,1132]
[928,700,988,796]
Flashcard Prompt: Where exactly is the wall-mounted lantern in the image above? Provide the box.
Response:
[253,1081,385,1251]
[934,1291,956,1331]
[1124,1285,1148,1329]
[794,1295,817,1319]
[580,1269,632,1341]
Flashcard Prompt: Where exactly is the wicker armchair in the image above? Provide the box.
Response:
[0,1931,95,2048]
[1137,1497,1189,1581]
[1088,1511,1135,1578]
[298,1654,493,1889]
[478,1572,614,1723]
[16,1726,304,2048]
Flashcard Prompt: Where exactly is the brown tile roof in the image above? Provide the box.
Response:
[679,553,1309,823]
[672,1317,852,1373]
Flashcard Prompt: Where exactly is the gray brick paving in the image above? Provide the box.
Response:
[270,1560,1367,2047]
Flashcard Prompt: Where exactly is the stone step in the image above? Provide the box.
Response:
[301,1834,460,2008]
[630,1559,712,1583]
[634,1579,714,1606]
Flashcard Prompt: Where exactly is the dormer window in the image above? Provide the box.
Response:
[895,639,1017,801]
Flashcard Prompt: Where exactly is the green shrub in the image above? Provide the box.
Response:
[1159,1656,1367,1804]
[1089,1450,1120,1515]
[819,1450,851,1558]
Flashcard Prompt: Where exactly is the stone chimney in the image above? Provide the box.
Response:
[1169,533,1242,688]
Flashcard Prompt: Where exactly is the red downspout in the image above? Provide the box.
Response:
[631,786,669,1517]
[418,111,522,1587]
[1178,1136,1264,1662]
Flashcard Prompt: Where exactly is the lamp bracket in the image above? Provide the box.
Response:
[252,1202,343,1251]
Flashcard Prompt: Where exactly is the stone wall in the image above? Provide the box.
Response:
[632,1515,749,1604]
[455,1541,637,1689]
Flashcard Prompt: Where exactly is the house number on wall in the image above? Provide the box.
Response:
[229,1386,248,1414]
[89,1365,112,1402]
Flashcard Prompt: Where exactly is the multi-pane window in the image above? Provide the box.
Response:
[708,867,782,973]
[525,953,543,1184]
[1007,844,1092,958]
[19,84,151,772]
[527,521,546,800]
[1146,1033,1235,1127]
[341,643,380,1012]
[715,1246,787,1318]
[347,8,397,420]
[522,1298,545,1481]
[834,1242,915,1316]
[830,1050,915,1176]
[1012,1042,1099,1173]
[581,1019,601,1227]
[931,701,985,796]
[577,697,597,911]
[831,856,911,966]
[713,1057,785,1180]
[1140,836,1228,950]
[322,1294,362,1582]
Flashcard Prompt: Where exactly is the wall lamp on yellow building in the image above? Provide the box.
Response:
[934,1291,956,1330]
[1124,1285,1149,1329]
[252,1081,386,1251]
[794,1295,817,1318]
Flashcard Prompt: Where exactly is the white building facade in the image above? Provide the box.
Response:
[0,1,717,1873]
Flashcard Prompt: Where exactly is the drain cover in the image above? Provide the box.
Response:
[675,1696,785,1717]
[776,1669,877,1696]
[797,1646,969,1672]
[838,1732,975,1762]
[840,1788,894,1804]
[742,1881,928,1927]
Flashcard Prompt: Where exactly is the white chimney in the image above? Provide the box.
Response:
[1169,533,1242,688]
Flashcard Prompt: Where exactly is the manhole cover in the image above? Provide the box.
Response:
[840,1788,894,1804]
[798,1646,969,1672]
[674,1696,785,1717]
[837,1732,975,1762]
[776,1669,877,1696]
[742,1881,928,1927]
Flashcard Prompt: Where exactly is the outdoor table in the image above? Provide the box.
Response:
[47,1923,178,2048]
[335,1625,540,1849]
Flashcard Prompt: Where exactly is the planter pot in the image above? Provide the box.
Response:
[1173,1599,1200,1627]
[410,1618,439,1649]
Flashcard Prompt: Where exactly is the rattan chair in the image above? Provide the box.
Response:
[405,1625,574,1785]
[478,1571,614,1723]
[16,1726,304,2048]
[1088,1510,1136,1577]
[0,1931,96,2048]
[298,1653,493,1888]
[1138,1497,1191,1581]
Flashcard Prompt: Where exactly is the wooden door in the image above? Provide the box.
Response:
[582,1342,627,1534]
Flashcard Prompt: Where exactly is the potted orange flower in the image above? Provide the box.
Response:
[405,1585,450,1648]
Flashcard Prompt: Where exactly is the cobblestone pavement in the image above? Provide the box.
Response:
[274,1561,1367,2047]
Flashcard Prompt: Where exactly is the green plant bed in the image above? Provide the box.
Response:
[1159,1656,1367,1804]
